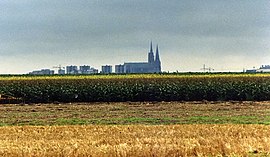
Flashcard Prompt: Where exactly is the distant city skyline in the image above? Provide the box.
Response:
[29,42,162,74]
[1,0,270,74]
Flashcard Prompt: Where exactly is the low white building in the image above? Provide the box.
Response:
[246,65,270,73]
[29,69,54,75]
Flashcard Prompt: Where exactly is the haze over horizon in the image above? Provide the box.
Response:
[1,0,270,74]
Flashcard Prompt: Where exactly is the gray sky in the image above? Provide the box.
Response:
[1,0,270,74]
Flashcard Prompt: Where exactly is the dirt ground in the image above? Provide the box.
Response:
[1,101,270,125]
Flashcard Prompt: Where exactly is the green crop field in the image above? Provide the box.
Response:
[1,73,270,103]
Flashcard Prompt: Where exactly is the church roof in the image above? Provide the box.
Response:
[124,62,148,65]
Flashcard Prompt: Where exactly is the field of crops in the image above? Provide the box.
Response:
[1,73,270,103]
[1,74,270,156]
[0,102,270,156]
[0,125,269,156]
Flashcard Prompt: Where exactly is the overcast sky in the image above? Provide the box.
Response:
[0,0,270,74]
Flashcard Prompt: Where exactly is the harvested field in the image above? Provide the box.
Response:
[1,101,270,125]
[0,125,269,156]
[1,101,270,156]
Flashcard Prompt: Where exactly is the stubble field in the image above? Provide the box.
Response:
[0,124,270,156]
[0,102,270,156]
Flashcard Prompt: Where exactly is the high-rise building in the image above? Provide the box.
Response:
[58,69,65,75]
[115,64,125,73]
[66,65,78,74]
[29,65,99,75]
[79,65,91,74]
[101,65,112,74]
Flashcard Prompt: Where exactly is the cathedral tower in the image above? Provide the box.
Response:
[155,45,161,72]
[148,41,155,63]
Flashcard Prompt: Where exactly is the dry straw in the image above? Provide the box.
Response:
[0,124,269,156]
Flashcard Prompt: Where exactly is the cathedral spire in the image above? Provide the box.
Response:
[150,41,153,53]
[154,44,161,73]
[148,41,154,63]
[155,44,160,62]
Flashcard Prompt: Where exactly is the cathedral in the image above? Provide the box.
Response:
[115,42,162,73]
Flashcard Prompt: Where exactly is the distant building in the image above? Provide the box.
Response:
[115,64,125,74]
[66,65,78,74]
[78,65,99,74]
[256,65,270,72]
[123,62,150,73]
[246,65,270,73]
[101,65,112,74]
[118,42,161,73]
[29,69,54,75]
[245,69,257,73]
[58,69,65,75]
[259,65,270,70]
[29,65,98,75]
[89,67,99,74]
[79,65,91,74]
[53,65,65,75]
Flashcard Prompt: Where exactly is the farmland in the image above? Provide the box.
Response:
[0,124,270,156]
[1,101,270,126]
[0,102,270,156]
[1,74,270,156]
[1,73,270,103]
[0,101,270,157]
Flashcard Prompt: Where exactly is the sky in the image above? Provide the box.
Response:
[0,0,270,74]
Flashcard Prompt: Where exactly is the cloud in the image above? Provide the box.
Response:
[0,0,269,73]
